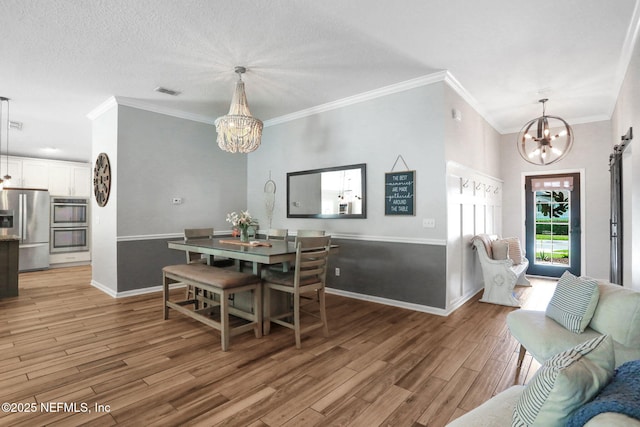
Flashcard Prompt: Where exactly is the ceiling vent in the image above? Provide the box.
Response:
[154,86,181,96]
[9,121,22,130]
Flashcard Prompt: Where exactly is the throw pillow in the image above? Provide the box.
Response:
[546,271,600,333]
[512,335,615,427]
[491,240,510,260]
[504,237,523,264]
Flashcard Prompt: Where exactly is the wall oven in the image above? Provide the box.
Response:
[50,197,89,253]
[51,197,89,227]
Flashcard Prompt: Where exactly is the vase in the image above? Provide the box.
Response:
[239,227,249,243]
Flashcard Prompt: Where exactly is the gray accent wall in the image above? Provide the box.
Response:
[327,238,447,308]
[117,238,186,292]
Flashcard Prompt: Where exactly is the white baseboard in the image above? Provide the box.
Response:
[325,287,449,316]
[90,280,185,299]
[447,288,483,313]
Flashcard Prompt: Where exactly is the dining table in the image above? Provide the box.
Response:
[167,237,335,277]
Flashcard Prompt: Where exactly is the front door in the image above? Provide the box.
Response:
[525,173,581,277]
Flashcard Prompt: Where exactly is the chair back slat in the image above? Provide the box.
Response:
[296,229,325,237]
[266,228,288,241]
[294,236,331,289]
[184,228,214,263]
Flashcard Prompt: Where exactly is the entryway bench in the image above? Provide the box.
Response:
[471,234,530,306]
[162,263,262,351]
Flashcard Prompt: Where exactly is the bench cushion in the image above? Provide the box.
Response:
[507,310,603,362]
[163,264,260,289]
[262,270,319,287]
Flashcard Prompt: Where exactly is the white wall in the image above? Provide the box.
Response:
[444,85,503,309]
[500,120,613,280]
[611,27,640,290]
[91,105,118,293]
[248,83,447,241]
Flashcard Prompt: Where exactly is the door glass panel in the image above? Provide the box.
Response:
[534,190,570,266]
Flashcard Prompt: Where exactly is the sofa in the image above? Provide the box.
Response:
[471,234,530,307]
[446,382,640,426]
[447,276,640,426]
[508,279,640,368]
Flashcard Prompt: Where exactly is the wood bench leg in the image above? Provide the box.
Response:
[221,290,230,352]
[517,344,527,367]
[254,285,262,339]
[264,286,271,335]
[163,272,169,320]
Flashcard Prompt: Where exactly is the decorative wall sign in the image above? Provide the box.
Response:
[385,168,415,216]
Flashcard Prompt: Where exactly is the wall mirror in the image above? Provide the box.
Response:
[287,163,366,218]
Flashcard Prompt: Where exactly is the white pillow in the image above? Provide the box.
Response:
[546,271,600,333]
[512,335,614,427]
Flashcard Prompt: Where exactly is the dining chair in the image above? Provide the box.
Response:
[265,228,289,271]
[184,228,214,264]
[263,236,331,349]
[266,228,288,241]
[296,229,325,237]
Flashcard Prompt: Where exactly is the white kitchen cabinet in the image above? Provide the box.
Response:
[22,160,49,189]
[48,164,71,196]
[49,163,91,197]
[6,156,91,197]
[72,166,91,197]
[3,158,23,187]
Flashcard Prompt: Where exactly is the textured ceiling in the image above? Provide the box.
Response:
[1,0,639,162]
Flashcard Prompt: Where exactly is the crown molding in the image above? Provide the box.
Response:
[609,0,640,118]
[86,96,117,120]
[263,71,451,127]
[86,96,216,124]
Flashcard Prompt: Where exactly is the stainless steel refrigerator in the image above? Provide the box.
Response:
[0,189,50,271]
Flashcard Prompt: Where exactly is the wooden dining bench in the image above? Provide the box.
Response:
[162,263,262,351]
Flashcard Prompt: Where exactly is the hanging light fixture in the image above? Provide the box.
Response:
[0,96,11,188]
[517,98,573,165]
[215,66,263,154]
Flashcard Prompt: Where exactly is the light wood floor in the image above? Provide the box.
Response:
[0,266,556,426]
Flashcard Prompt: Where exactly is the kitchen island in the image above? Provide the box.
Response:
[0,235,19,298]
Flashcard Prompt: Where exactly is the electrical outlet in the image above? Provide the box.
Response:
[423,218,436,228]
[335,267,341,276]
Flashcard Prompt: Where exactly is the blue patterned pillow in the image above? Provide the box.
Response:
[512,335,614,427]
[546,271,600,333]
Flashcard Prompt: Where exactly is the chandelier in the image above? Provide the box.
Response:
[517,99,573,165]
[215,66,263,154]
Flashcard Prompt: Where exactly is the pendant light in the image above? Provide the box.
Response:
[0,96,9,188]
[215,66,263,154]
[517,99,573,165]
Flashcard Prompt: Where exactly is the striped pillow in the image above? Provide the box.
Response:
[512,335,614,427]
[546,271,600,333]
[504,237,523,265]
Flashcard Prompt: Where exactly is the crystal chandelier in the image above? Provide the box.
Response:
[517,99,573,165]
[215,66,263,153]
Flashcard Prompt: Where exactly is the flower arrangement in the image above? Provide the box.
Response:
[226,210,258,241]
